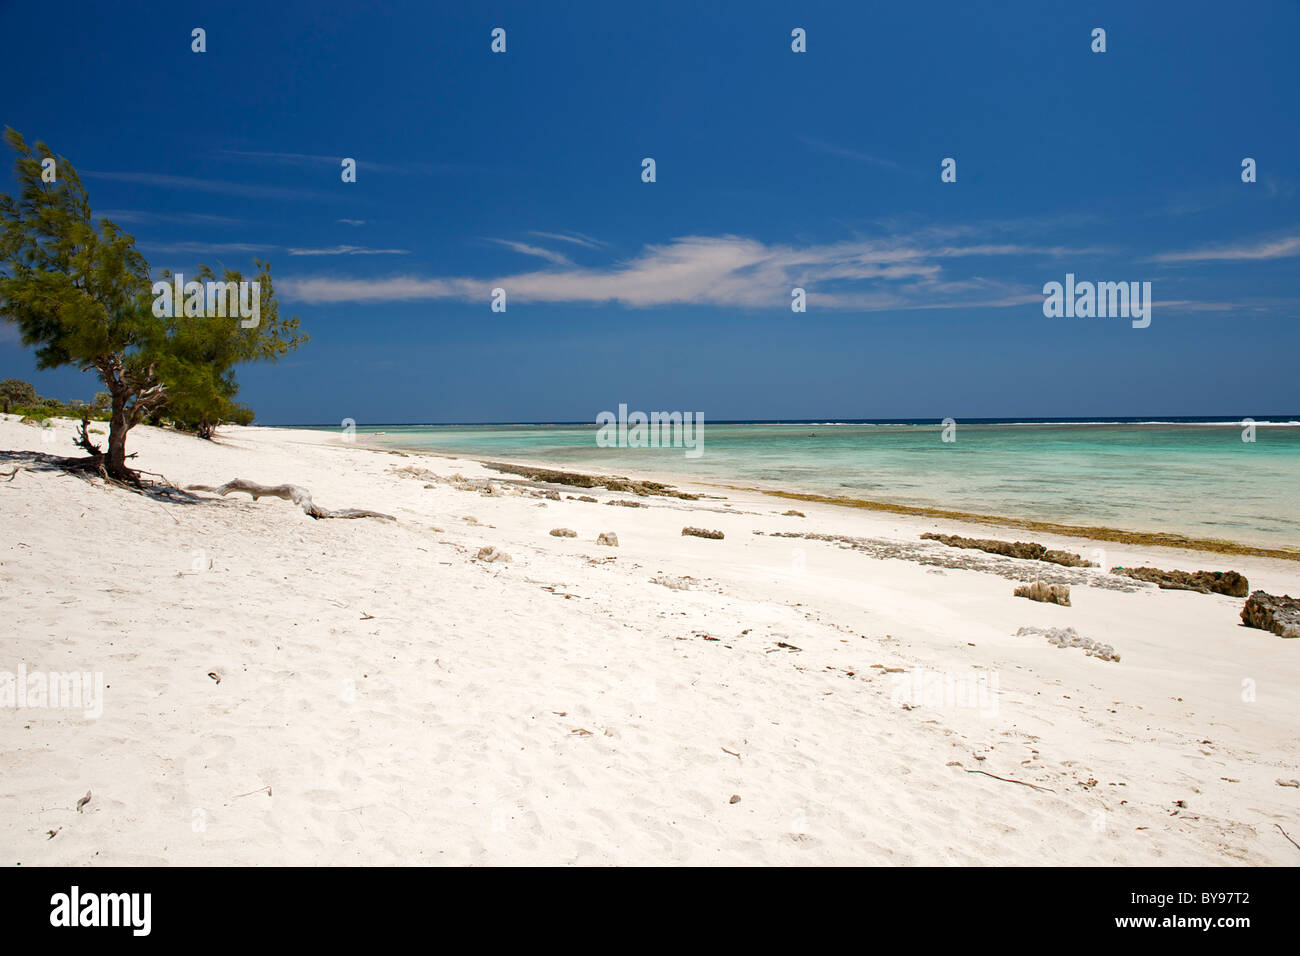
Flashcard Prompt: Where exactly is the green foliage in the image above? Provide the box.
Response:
[0,129,154,374]
[0,377,36,413]
[225,403,256,426]
[0,128,307,473]
[7,398,110,421]
[2,381,111,420]
[158,261,303,438]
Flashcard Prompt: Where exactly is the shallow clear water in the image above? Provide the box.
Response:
[345,420,1300,548]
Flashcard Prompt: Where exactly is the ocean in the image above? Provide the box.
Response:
[342,418,1300,549]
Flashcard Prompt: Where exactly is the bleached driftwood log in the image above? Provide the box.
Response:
[187,478,395,521]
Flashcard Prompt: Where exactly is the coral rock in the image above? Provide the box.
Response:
[1111,566,1248,597]
[1013,582,1071,606]
[1241,590,1300,638]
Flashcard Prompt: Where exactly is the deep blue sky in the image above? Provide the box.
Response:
[2,0,1297,423]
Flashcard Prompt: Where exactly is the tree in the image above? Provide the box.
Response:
[158,263,298,439]
[225,404,256,426]
[0,377,36,414]
[0,129,305,480]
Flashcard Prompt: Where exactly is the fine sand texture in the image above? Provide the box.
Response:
[2,417,1298,865]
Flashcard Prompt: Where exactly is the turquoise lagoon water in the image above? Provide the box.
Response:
[345,420,1300,549]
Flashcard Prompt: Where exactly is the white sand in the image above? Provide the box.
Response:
[1,416,1297,865]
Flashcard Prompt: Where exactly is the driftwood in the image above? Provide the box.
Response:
[1278,824,1300,852]
[964,768,1055,793]
[187,478,395,521]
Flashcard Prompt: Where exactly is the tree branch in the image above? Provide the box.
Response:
[73,413,102,456]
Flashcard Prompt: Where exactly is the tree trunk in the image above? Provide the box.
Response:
[105,393,134,481]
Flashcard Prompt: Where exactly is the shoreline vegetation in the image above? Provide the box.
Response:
[725,486,1300,562]
[362,441,1300,562]
[0,129,304,481]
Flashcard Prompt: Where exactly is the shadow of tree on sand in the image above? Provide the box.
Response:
[2,447,395,520]
[0,448,208,507]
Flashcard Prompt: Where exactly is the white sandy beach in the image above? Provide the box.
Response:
[1,416,1297,866]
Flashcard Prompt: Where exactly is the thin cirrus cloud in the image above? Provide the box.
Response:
[1151,300,1242,312]
[218,150,472,176]
[141,241,406,258]
[1148,235,1300,263]
[527,230,608,249]
[94,209,244,227]
[280,233,1088,311]
[487,239,574,266]
[82,170,330,202]
[800,137,909,173]
[287,245,411,257]
[138,241,276,255]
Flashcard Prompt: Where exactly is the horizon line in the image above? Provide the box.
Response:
[265,414,1300,428]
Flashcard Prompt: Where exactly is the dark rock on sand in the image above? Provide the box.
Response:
[682,527,725,540]
[1041,549,1095,568]
[1241,590,1300,638]
[767,530,1141,591]
[482,462,698,499]
[1110,566,1249,597]
[921,533,1096,568]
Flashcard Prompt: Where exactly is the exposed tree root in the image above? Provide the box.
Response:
[136,469,179,489]
[59,451,142,486]
[187,478,396,521]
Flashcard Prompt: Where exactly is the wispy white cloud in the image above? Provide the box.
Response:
[218,150,472,176]
[1264,177,1298,200]
[221,149,340,165]
[801,137,905,172]
[280,233,1082,311]
[139,241,276,255]
[1149,235,1300,263]
[528,230,607,249]
[336,218,366,226]
[95,209,244,226]
[487,239,573,266]
[1151,300,1242,311]
[83,170,328,202]
[286,245,410,256]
